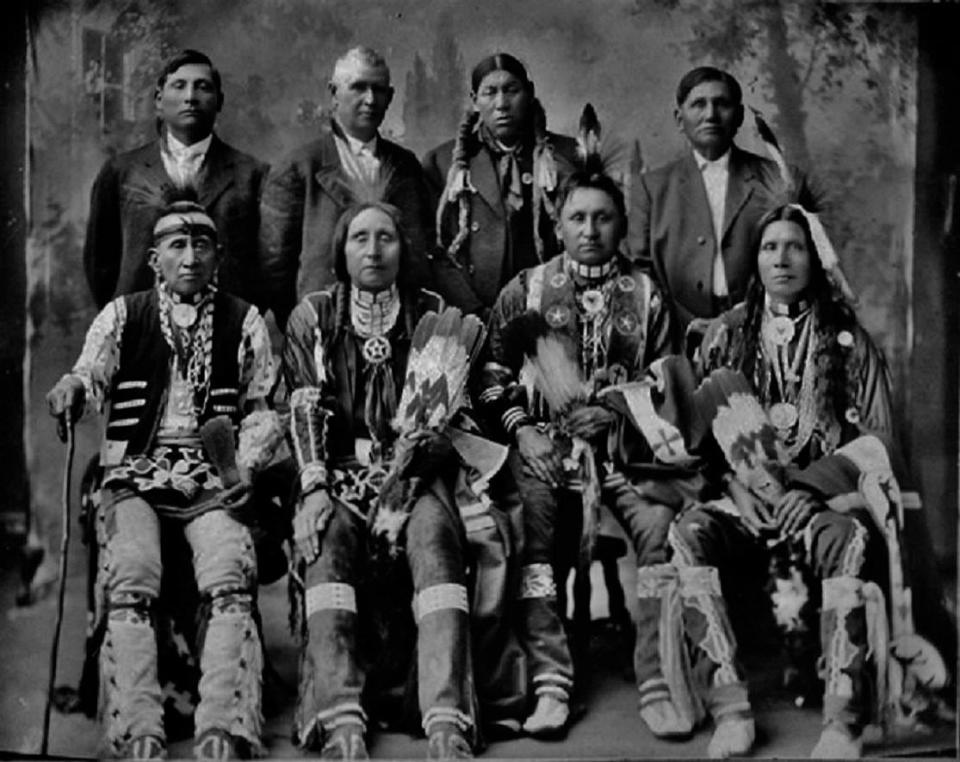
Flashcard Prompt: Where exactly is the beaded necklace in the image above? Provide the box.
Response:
[568,255,617,381]
[157,283,215,415]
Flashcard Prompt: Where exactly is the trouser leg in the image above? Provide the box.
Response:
[509,452,575,703]
[807,511,873,731]
[406,488,475,742]
[100,491,165,756]
[607,481,676,697]
[670,508,751,720]
[295,503,367,749]
[185,509,261,753]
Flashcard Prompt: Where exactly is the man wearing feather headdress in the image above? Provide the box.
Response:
[282,200,524,759]
[260,46,434,329]
[675,205,950,757]
[47,191,283,759]
[423,53,580,319]
[84,49,268,311]
[479,111,688,738]
[628,66,817,342]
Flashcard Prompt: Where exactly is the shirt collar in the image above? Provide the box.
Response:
[693,148,731,172]
[336,122,379,156]
[166,131,213,159]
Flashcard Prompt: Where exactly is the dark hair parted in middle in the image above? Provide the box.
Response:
[675,66,742,106]
[470,53,534,96]
[331,201,411,287]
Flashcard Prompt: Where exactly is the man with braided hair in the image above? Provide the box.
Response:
[46,191,282,759]
[423,53,579,319]
[282,200,527,760]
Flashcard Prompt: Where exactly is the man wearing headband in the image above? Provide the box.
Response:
[259,46,433,329]
[47,191,282,759]
[83,49,268,311]
[423,53,579,319]
[628,66,815,344]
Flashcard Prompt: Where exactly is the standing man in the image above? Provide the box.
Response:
[84,49,268,310]
[628,66,814,342]
[259,46,433,329]
[423,53,579,319]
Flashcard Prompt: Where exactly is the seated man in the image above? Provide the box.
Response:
[46,191,281,759]
[676,204,949,758]
[480,154,727,740]
[282,200,524,760]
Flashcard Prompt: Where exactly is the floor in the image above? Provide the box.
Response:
[0,539,955,760]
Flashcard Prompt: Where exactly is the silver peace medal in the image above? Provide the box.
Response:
[171,302,198,329]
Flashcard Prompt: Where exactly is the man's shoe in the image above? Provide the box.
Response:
[522,694,570,738]
[707,714,755,758]
[426,722,473,760]
[128,735,166,760]
[320,723,369,760]
[639,698,693,738]
[810,723,862,759]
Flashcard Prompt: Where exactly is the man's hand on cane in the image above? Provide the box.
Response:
[46,375,85,441]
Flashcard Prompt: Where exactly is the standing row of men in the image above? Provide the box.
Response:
[82,46,806,342]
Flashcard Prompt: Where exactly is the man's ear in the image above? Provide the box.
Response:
[673,106,684,132]
[384,85,395,110]
[148,247,160,276]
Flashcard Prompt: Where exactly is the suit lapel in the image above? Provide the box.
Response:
[197,136,236,208]
[470,149,504,218]
[140,141,176,191]
[677,153,714,244]
[315,132,353,208]
[722,147,755,242]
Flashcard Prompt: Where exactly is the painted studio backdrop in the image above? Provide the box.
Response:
[21,1,940,556]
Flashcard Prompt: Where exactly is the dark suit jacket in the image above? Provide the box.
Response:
[83,136,268,309]
[422,133,579,317]
[628,145,814,342]
[258,125,433,329]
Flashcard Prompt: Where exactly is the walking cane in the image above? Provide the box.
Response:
[42,409,75,756]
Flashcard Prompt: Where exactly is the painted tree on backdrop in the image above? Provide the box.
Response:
[402,12,466,157]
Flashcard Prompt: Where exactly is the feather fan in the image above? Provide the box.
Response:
[750,106,794,194]
[372,307,485,554]
[694,368,786,506]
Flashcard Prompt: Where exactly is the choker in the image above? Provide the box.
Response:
[766,295,811,318]
[159,285,215,329]
[351,284,400,339]
[566,255,616,284]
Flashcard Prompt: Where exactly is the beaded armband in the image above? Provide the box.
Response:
[289,386,333,494]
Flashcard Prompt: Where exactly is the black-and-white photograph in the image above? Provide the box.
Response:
[1,0,956,758]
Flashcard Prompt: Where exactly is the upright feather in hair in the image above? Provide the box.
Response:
[577,103,604,177]
[750,107,794,194]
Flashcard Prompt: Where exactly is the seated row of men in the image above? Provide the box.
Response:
[46,44,946,762]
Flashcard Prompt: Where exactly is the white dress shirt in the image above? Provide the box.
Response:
[694,149,731,297]
[161,132,212,187]
[334,126,381,184]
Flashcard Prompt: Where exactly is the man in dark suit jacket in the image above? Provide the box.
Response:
[628,66,814,344]
[422,53,579,319]
[83,49,268,310]
[259,47,433,329]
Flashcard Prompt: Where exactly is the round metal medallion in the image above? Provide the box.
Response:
[550,272,568,289]
[764,315,795,346]
[171,303,198,329]
[362,336,392,365]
